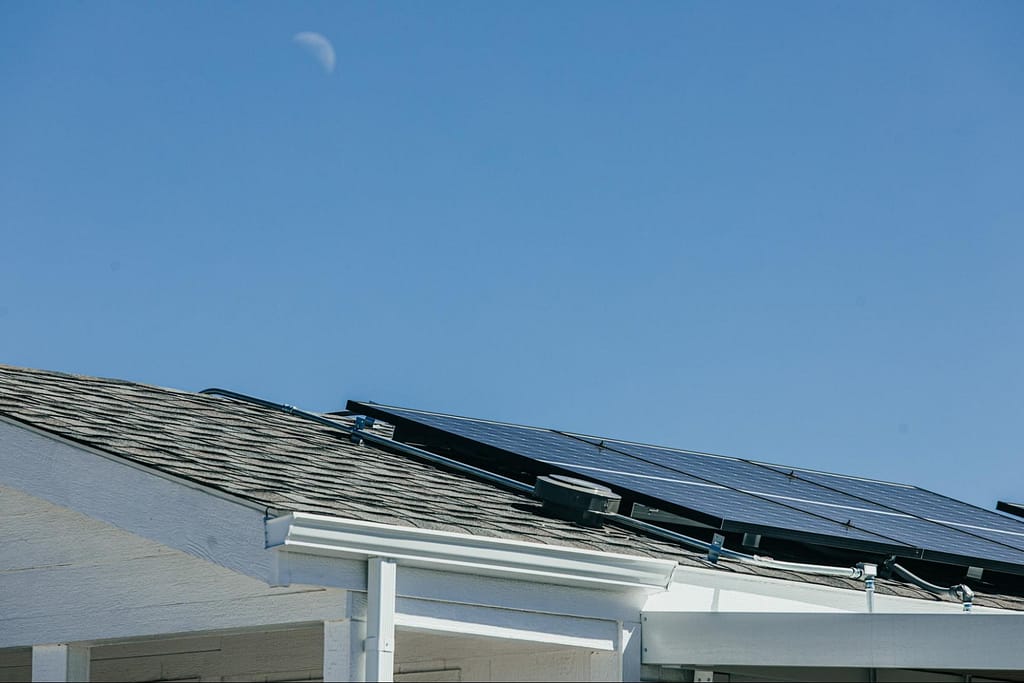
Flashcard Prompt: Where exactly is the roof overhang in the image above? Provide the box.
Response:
[266,512,678,590]
[641,611,1024,670]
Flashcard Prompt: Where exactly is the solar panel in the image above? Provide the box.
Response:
[347,401,1024,575]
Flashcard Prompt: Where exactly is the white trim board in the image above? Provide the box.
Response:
[653,562,1020,615]
[0,485,349,648]
[641,611,1024,670]
[0,417,274,584]
[267,512,678,590]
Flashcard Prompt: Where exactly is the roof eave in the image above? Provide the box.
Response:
[267,511,678,590]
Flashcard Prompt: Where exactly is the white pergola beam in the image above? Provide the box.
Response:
[642,612,1024,670]
[395,596,618,650]
[366,557,397,682]
[324,618,367,682]
[32,644,89,682]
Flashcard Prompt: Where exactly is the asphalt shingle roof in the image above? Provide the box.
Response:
[1,364,1021,611]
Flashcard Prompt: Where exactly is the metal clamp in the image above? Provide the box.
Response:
[707,533,725,564]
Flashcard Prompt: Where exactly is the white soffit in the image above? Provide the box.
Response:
[267,512,677,590]
[641,612,1024,670]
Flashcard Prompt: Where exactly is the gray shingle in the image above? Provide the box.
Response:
[0,363,1020,611]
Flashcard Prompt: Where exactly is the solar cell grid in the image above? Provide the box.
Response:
[349,402,1024,572]
[571,435,1024,567]
[761,466,1024,552]
[363,405,913,548]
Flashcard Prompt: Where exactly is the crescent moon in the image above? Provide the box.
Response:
[293,32,336,75]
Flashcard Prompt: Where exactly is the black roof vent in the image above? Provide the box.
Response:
[997,501,1024,519]
[533,474,621,528]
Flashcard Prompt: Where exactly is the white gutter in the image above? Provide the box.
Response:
[266,512,677,590]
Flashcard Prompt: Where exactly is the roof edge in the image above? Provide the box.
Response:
[267,511,678,590]
[0,413,273,516]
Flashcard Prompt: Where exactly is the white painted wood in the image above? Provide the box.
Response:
[271,549,369,592]
[0,486,347,648]
[586,650,620,682]
[31,644,89,682]
[0,418,275,585]
[367,558,397,682]
[713,666,965,682]
[488,649,590,681]
[277,550,653,625]
[395,597,617,651]
[395,631,572,664]
[88,627,322,682]
[656,564,1017,615]
[394,669,461,682]
[324,619,366,683]
[393,630,639,682]
[619,622,642,683]
[268,512,677,590]
[396,565,651,623]
[641,612,1024,670]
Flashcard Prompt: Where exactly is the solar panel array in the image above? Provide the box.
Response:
[348,402,1024,574]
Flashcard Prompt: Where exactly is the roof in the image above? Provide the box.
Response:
[1,364,1021,611]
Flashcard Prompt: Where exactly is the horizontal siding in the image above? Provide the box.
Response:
[0,485,346,648]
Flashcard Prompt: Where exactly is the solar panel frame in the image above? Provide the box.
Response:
[349,402,918,553]
[575,435,1024,565]
[348,401,1024,574]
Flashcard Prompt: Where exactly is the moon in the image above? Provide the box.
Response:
[293,32,336,75]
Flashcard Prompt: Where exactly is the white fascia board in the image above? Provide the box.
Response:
[0,416,275,584]
[395,596,619,651]
[267,512,677,590]
[0,415,269,515]
[651,563,1019,615]
[640,611,1024,670]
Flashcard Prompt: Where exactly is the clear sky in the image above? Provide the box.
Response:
[2,2,1022,510]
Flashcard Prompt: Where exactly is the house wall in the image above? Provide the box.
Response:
[0,486,627,681]
[0,485,347,648]
[0,649,29,683]
[0,627,611,682]
[644,666,1018,682]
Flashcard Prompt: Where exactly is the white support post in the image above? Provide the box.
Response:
[366,557,397,683]
[325,619,367,682]
[620,622,642,683]
[588,621,642,682]
[32,644,90,682]
[324,592,368,682]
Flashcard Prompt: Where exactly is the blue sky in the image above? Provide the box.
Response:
[2,2,1022,509]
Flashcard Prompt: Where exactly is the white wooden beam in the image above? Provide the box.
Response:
[395,596,618,650]
[366,558,397,682]
[620,621,643,683]
[31,644,89,682]
[324,619,366,682]
[587,621,642,682]
[641,612,1024,670]
[0,418,276,585]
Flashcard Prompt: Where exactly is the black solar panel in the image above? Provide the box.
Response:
[348,401,1024,574]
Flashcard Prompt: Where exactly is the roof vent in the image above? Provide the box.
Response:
[997,501,1024,519]
[533,475,621,528]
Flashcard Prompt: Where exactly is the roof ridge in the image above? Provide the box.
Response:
[0,362,209,400]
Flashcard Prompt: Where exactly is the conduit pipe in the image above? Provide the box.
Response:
[605,513,874,580]
[201,388,973,606]
[882,558,974,611]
